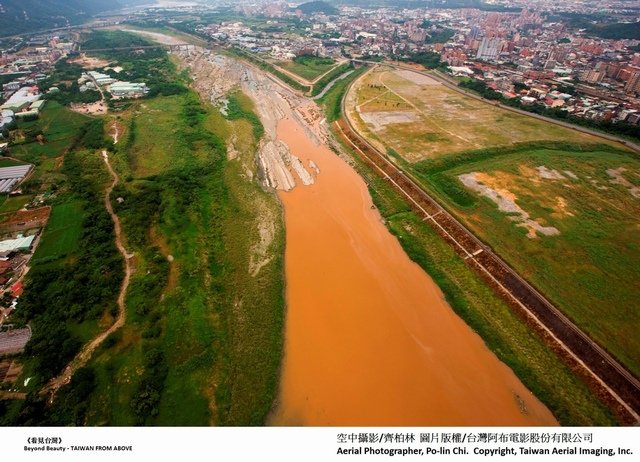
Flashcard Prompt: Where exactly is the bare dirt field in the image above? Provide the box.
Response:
[0,206,51,232]
[68,54,112,69]
[70,101,108,116]
[347,66,622,162]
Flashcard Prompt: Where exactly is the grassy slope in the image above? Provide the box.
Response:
[322,75,617,424]
[85,89,284,425]
[317,66,367,123]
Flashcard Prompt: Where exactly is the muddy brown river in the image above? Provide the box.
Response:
[117,30,557,427]
[270,118,557,426]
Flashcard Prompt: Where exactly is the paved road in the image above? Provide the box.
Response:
[338,70,640,423]
[312,70,354,100]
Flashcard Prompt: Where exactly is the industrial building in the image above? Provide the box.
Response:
[108,81,149,98]
[0,164,33,193]
[86,70,116,86]
[0,86,41,112]
[0,235,36,253]
[0,110,15,132]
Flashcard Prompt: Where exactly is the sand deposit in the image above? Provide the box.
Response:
[359,110,418,131]
[607,167,640,198]
[459,173,560,238]
[394,69,441,86]
[178,51,319,191]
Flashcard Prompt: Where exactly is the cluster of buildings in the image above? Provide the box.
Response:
[0,34,74,127]
[431,8,640,124]
[0,35,74,75]
[0,169,45,330]
[82,70,149,99]
[0,86,45,123]
[176,2,640,126]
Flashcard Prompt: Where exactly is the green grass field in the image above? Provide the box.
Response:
[277,56,337,81]
[10,101,90,162]
[412,145,640,377]
[32,200,84,262]
[84,81,284,425]
[0,195,32,214]
[0,158,28,168]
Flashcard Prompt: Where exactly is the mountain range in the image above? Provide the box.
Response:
[0,0,152,37]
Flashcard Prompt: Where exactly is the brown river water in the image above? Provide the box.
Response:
[270,117,557,426]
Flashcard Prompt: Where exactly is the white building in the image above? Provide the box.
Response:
[476,37,501,61]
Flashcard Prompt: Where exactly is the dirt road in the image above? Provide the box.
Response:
[41,150,133,401]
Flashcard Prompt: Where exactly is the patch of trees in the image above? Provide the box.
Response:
[0,73,23,86]
[147,83,188,98]
[47,82,102,106]
[296,1,338,15]
[459,78,503,100]
[226,92,265,141]
[513,82,530,93]
[0,392,47,425]
[46,366,97,425]
[71,118,109,151]
[425,28,455,44]
[16,149,123,386]
[549,12,640,40]
[130,347,168,424]
[396,51,446,70]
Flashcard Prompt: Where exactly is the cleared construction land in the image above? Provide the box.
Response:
[344,65,640,418]
[348,66,620,162]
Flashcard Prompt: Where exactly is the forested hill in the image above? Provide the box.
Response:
[296,1,339,15]
[0,0,152,36]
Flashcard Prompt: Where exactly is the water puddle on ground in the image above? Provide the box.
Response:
[269,117,557,426]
